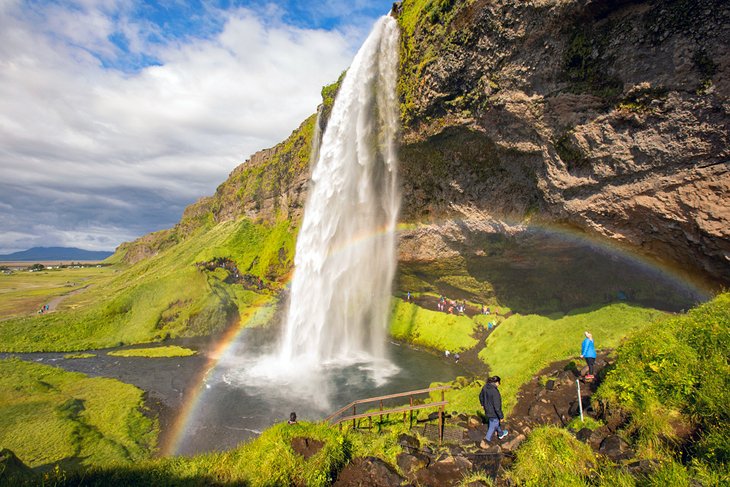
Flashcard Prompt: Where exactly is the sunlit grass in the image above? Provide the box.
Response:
[389,299,479,352]
[107,346,196,358]
[478,303,665,413]
[0,358,157,469]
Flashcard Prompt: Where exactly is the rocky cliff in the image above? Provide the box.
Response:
[395,0,729,288]
[119,0,729,294]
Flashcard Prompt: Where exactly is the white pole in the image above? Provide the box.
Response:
[576,379,584,422]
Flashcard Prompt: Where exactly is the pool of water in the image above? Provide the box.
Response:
[2,329,464,457]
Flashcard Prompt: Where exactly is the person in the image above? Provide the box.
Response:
[288,412,297,425]
[445,350,451,358]
[454,353,460,363]
[580,331,596,379]
[479,376,508,448]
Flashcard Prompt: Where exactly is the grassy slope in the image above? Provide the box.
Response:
[478,303,666,413]
[0,218,289,352]
[0,359,156,469]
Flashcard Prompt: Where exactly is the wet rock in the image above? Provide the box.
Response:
[624,459,660,476]
[469,450,502,477]
[546,378,556,390]
[397,452,430,477]
[290,437,324,460]
[334,456,405,487]
[415,455,472,487]
[599,434,635,461]
[398,433,420,452]
[576,427,593,443]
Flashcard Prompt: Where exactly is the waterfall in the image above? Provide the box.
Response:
[279,16,400,368]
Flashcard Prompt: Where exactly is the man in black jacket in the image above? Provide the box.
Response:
[479,376,508,448]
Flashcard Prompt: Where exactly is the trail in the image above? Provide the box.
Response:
[46,285,89,312]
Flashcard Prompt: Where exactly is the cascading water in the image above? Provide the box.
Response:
[279,16,400,369]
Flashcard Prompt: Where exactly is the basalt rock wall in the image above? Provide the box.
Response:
[395,0,729,286]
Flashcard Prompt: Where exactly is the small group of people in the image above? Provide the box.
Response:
[37,304,49,314]
[444,349,460,363]
[437,296,468,315]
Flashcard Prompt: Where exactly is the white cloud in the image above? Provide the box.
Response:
[0,1,368,253]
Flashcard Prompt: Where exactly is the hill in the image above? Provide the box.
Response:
[0,247,113,262]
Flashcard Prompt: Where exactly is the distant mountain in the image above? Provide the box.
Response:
[0,247,113,261]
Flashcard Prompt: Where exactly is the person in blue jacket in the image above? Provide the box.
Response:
[580,331,597,378]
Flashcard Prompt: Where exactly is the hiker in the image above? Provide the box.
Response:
[288,412,297,425]
[407,291,411,301]
[479,376,507,447]
[445,350,451,358]
[580,331,597,379]
[454,353,460,363]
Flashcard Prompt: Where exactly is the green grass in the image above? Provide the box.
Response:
[107,346,197,358]
[477,303,666,413]
[510,426,596,486]
[0,218,284,352]
[0,359,157,470]
[389,299,479,352]
[0,267,115,319]
[594,293,730,464]
[53,422,349,487]
[63,353,96,359]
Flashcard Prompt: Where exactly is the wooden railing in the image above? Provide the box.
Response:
[324,385,450,443]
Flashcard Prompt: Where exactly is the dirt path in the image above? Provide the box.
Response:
[45,285,89,312]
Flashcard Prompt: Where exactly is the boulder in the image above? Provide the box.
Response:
[467,415,482,428]
[599,435,635,461]
[396,452,430,477]
[290,437,324,460]
[334,456,405,487]
[398,433,420,452]
[415,455,472,487]
[501,433,526,452]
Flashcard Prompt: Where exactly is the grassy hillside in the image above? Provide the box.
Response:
[0,218,289,352]
[479,303,667,413]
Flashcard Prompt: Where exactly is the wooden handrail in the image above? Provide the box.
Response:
[324,385,451,443]
[324,385,451,423]
[329,401,448,425]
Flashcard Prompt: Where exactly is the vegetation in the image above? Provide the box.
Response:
[0,218,284,352]
[389,299,479,352]
[63,353,96,359]
[594,293,730,467]
[510,426,596,486]
[0,359,156,470]
[478,303,665,413]
[107,346,197,358]
[0,266,115,320]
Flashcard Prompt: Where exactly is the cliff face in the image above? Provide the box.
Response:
[396,0,729,286]
[120,0,729,292]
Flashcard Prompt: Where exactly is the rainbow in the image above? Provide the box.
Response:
[158,217,713,456]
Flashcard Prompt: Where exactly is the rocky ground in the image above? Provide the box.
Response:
[295,352,620,486]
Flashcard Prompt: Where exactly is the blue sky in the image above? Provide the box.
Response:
[0,0,394,253]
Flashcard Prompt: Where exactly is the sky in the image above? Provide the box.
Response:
[0,0,394,254]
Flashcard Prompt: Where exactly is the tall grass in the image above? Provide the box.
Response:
[510,426,596,486]
[594,293,730,466]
